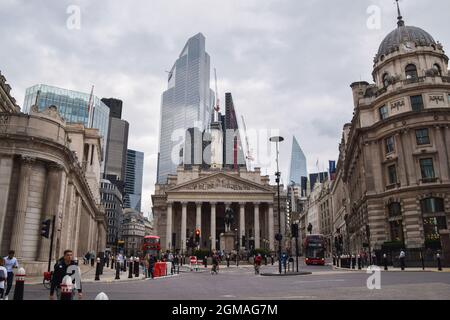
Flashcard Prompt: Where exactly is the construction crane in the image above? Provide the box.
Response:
[87,85,94,128]
[241,115,254,171]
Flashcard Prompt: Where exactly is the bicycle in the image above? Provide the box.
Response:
[43,271,52,289]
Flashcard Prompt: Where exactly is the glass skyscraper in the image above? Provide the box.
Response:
[288,136,308,186]
[22,84,110,170]
[124,149,144,212]
[157,33,215,183]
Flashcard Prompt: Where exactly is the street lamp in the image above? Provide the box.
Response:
[270,135,284,274]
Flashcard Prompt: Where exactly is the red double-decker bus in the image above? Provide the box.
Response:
[304,234,326,265]
[142,235,161,257]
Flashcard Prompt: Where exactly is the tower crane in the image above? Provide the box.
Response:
[241,115,254,171]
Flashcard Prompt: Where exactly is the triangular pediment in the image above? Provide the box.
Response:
[167,172,274,193]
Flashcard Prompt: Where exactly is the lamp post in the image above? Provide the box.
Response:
[270,135,284,274]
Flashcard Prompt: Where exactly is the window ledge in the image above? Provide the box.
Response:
[420,177,439,184]
[386,183,401,190]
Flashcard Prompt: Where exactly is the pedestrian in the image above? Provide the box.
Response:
[173,254,179,274]
[254,254,262,275]
[50,249,83,300]
[226,253,230,267]
[3,250,19,300]
[0,257,7,300]
[203,256,207,268]
[149,254,156,279]
[271,255,274,265]
[399,249,406,270]
[371,252,377,265]
[211,254,219,275]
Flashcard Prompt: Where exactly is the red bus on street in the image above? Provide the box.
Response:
[142,235,161,257]
[304,234,326,265]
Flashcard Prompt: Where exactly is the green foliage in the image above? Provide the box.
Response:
[252,248,271,256]
[192,249,211,259]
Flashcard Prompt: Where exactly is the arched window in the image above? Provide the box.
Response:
[405,64,418,79]
[382,73,390,87]
[433,64,442,76]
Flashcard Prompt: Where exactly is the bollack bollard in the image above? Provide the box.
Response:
[128,257,134,279]
[134,257,140,277]
[60,275,73,300]
[437,254,442,271]
[351,255,356,269]
[115,262,120,280]
[95,292,109,300]
[357,255,362,270]
[95,258,101,281]
[383,254,388,271]
[13,268,26,301]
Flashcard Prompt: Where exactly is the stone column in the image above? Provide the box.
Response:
[73,194,82,257]
[224,202,231,232]
[196,202,202,241]
[0,155,14,252]
[38,163,63,261]
[211,202,216,251]
[254,202,260,249]
[10,157,34,258]
[166,202,173,250]
[268,203,275,251]
[181,202,187,252]
[239,202,245,249]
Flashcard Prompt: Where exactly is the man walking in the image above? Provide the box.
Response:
[399,249,406,271]
[50,249,83,300]
[3,250,19,300]
[0,257,7,300]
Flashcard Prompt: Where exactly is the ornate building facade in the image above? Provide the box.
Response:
[0,71,20,113]
[332,9,450,261]
[0,104,106,275]
[152,166,286,254]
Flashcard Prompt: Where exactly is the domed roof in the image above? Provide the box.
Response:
[376,1,436,60]
[377,25,436,58]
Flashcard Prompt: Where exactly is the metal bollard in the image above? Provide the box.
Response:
[128,257,134,279]
[333,256,336,266]
[95,292,109,300]
[351,255,356,269]
[357,255,362,270]
[115,262,120,280]
[13,268,26,300]
[95,257,101,281]
[60,275,73,300]
[134,257,140,277]
[123,258,127,272]
[111,258,114,270]
[383,254,388,271]
[437,254,442,271]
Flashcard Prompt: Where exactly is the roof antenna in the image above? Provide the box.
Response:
[396,0,405,27]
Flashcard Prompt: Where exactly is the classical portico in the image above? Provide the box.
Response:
[152,167,281,253]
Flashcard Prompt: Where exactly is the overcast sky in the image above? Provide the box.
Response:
[1,0,449,216]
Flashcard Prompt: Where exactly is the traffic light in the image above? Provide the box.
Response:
[195,229,200,243]
[41,219,51,238]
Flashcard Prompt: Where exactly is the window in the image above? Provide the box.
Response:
[415,128,430,145]
[379,105,388,120]
[385,136,395,154]
[421,198,444,214]
[420,158,435,179]
[390,220,404,242]
[388,202,402,217]
[405,64,418,79]
[410,95,424,112]
[388,165,398,184]
[423,217,447,241]
[382,73,390,87]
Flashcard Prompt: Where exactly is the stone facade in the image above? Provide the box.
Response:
[0,105,106,275]
[331,14,450,257]
[152,166,287,254]
[0,71,20,113]
[100,179,123,253]
[121,208,145,256]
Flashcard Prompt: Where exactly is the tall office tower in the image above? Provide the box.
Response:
[288,136,308,186]
[101,98,123,119]
[22,84,110,171]
[124,149,144,212]
[102,98,129,194]
[222,93,246,168]
[157,33,215,183]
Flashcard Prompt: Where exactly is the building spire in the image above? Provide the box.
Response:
[396,0,405,27]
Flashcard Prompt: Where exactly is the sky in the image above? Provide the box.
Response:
[1,0,450,217]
